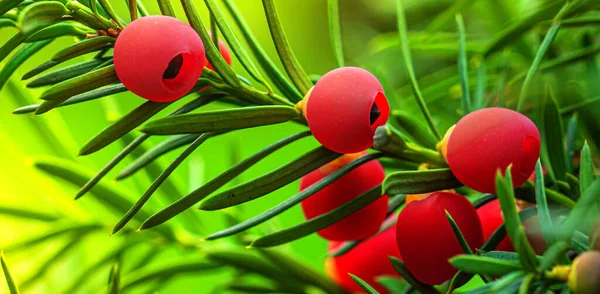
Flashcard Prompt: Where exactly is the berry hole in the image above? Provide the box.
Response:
[369,91,389,131]
[161,52,196,93]
[519,135,540,177]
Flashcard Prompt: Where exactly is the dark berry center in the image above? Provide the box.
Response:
[370,103,381,125]
[163,54,184,79]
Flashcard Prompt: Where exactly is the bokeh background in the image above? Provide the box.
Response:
[1,0,599,293]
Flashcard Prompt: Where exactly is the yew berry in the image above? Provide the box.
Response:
[114,16,206,102]
[326,223,402,293]
[305,67,390,154]
[205,32,232,71]
[477,199,514,251]
[396,192,483,285]
[446,107,541,193]
[568,251,600,294]
[300,152,388,241]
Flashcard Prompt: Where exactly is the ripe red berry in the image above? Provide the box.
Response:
[305,67,390,154]
[446,107,541,193]
[205,32,232,71]
[114,16,206,102]
[396,192,483,285]
[326,223,402,293]
[477,199,514,251]
[300,152,388,241]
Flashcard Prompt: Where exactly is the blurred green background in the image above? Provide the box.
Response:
[1,0,599,293]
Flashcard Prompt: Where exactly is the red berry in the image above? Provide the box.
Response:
[396,192,483,285]
[305,67,390,154]
[114,16,206,102]
[205,32,232,71]
[477,199,514,251]
[300,152,388,241]
[447,107,540,193]
[326,223,402,293]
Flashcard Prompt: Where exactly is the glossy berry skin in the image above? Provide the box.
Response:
[300,153,388,241]
[447,107,540,193]
[568,251,600,294]
[396,192,483,285]
[326,223,402,293]
[114,16,206,102]
[205,32,232,71]
[477,199,514,251]
[305,67,390,154]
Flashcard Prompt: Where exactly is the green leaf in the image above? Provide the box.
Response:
[222,0,302,102]
[116,135,199,180]
[455,13,471,114]
[108,264,120,294]
[39,64,118,102]
[258,249,344,294]
[565,114,578,174]
[0,206,58,222]
[204,153,382,241]
[21,60,59,80]
[446,211,474,254]
[447,271,474,294]
[449,255,523,276]
[473,60,488,110]
[390,110,438,149]
[25,22,93,43]
[204,0,273,93]
[394,0,440,140]
[0,18,16,28]
[32,157,162,229]
[383,168,462,195]
[157,0,175,16]
[1,251,20,294]
[13,84,126,115]
[121,258,219,291]
[541,88,568,181]
[570,230,589,254]
[200,146,339,211]
[17,1,68,34]
[26,58,108,88]
[495,168,539,271]
[579,142,595,194]
[51,36,115,63]
[465,271,526,294]
[376,276,407,294]
[0,40,51,91]
[261,0,312,94]
[539,241,569,272]
[516,23,560,112]
[327,0,344,68]
[112,133,212,234]
[181,0,240,88]
[19,237,82,290]
[535,160,555,247]
[205,249,301,291]
[250,185,383,247]
[139,131,310,230]
[388,257,439,294]
[0,0,22,17]
[518,273,535,294]
[142,106,299,136]
[97,0,124,28]
[79,101,169,155]
[0,32,27,64]
[559,180,600,242]
[3,222,102,252]
[350,274,379,294]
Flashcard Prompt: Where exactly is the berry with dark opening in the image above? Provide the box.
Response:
[568,251,600,294]
[326,221,402,293]
[300,152,388,241]
[114,16,206,102]
[305,67,390,154]
[396,192,483,285]
[447,107,541,193]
